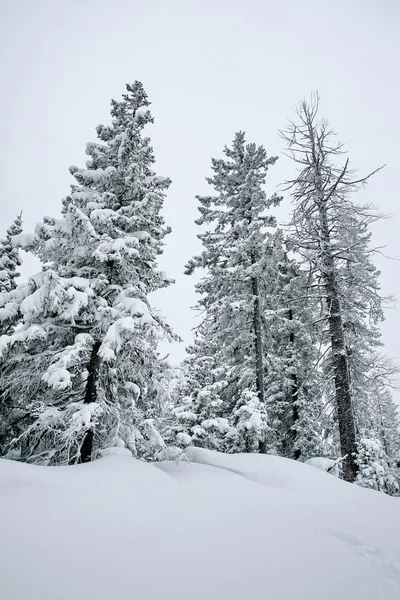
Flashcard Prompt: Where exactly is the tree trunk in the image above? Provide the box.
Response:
[319,206,358,482]
[78,340,102,464]
[288,308,301,460]
[251,271,266,453]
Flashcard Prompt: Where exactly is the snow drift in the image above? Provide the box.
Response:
[1,448,400,600]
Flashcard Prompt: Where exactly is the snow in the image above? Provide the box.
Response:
[19,285,47,318]
[176,432,192,445]
[62,286,92,320]
[99,308,153,361]
[42,333,93,390]
[89,208,116,224]
[71,403,102,429]
[0,324,46,357]
[99,446,132,457]
[201,417,230,433]
[10,232,37,249]
[1,449,400,600]
[113,293,151,319]
[124,381,140,397]
[73,166,116,182]
[93,237,139,262]
[305,456,339,475]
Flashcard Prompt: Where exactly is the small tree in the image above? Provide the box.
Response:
[356,437,399,496]
[0,213,23,334]
[0,213,23,294]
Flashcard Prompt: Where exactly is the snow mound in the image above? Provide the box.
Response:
[305,456,339,476]
[98,446,132,457]
[1,449,400,600]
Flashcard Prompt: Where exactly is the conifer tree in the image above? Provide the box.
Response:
[178,132,280,453]
[281,95,396,481]
[0,213,23,334]
[0,83,175,465]
[356,437,399,495]
[175,133,325,459]
[266,251,324,461]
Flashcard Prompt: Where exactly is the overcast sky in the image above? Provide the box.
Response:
[1,0,399,398]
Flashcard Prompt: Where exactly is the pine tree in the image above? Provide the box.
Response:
[179,132,283,453]
[172,321,231,451]
[0,213,23,334]
[0,213,23,294]
[175,133,325,459]
[356,437,399,495]
[281,94,395,482]
[174,133,280,452]
[267,251,324,461]
[0,214,24,453]
[0,82,175,465]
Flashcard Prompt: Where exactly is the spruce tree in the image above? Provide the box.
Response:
[267,250,324,461]
[177,133,280,453]
[0,214,23,334]
[175,133,325,459]
[0,82,175,465]
[0,214,24,452]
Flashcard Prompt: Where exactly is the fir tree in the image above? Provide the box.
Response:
[176,133,325,459]
[356,437,399,495]
[0,213,23,294]
[267,251,324,461]
[0,82,175,465]
[179,132,281,453]
[0,213,23,335]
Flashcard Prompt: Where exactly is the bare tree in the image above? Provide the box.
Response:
[280,94,383,482]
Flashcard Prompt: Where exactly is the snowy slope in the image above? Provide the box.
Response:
[1,448,400,600]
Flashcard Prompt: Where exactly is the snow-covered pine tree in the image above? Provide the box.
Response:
[0,213,24,453]
[171,319,231,451]
[281,94,396,482]
[0,213,23,334]
[175,133,281,453]
[356,437,399,495]
[177,132,312,455]
[267,249,324,461]
[175,134,324,459]
[375,386,400,463]
[0,82,176,465]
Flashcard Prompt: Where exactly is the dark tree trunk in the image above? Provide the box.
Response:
[78,340,102,464]
[280,99,363,482]
[319,206,358,482]
[288,308,301,460]
[251,270,266,453]
[325,285,358,481]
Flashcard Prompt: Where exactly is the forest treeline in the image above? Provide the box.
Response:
[0,82,398,494]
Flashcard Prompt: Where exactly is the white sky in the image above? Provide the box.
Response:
[1,0,399,398]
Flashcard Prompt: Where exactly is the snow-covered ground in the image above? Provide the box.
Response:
[1,448,400,600]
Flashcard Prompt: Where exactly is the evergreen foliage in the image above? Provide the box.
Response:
[0,87,398,495]
[0,83,175,465]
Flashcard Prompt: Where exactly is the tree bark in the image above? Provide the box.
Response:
[288,308,301,460]
[251,269,266,453]
[281,99,364,482]
[78,340,102,464]
[319,207,358,482]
